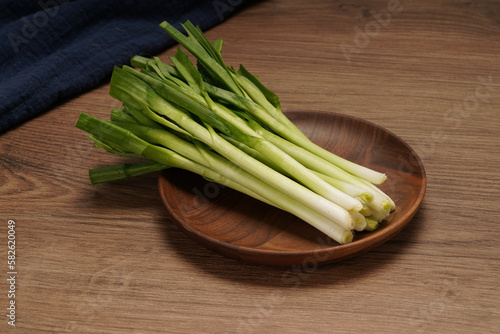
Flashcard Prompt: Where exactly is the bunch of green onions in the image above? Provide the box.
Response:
[75,21,395,244]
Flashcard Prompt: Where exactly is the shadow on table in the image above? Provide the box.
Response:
[86,172,162,210]
[84,170,426,288]
[160,206,427,288]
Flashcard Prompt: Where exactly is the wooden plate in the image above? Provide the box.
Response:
[158,111,426,266]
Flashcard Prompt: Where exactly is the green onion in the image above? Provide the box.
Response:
[89,161,168,184]
[75,20,396,244]
[157,21,387,185]
[365,218,380,232]
[76,113,353,243]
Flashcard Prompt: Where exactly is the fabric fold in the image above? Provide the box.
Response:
[0,0,253,134]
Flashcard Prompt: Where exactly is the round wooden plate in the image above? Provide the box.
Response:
[158,111,426,266]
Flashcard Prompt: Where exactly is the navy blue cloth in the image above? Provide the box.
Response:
[0,0,253,134]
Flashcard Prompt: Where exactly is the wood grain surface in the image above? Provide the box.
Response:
[1,0,499,333]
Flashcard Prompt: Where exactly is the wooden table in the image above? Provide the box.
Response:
[2,0,499,332]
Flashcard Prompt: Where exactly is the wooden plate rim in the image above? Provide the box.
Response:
[158,111,427,266]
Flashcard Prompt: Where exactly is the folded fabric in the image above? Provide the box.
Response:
[0,0,254,134]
